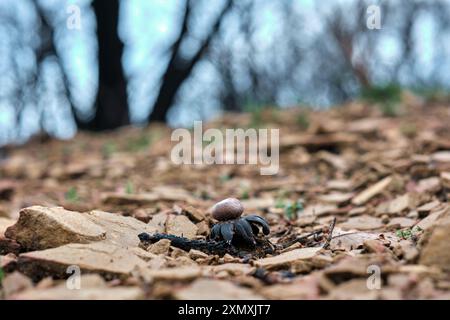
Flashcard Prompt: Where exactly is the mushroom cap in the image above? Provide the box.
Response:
[212,198,244,221]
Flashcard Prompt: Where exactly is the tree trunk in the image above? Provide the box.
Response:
[148,0,233,124]
[86,0,129,131]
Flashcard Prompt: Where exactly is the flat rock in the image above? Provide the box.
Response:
[174,279,263,300]
[431,151,450,163]
[387,194,410,214]
[339,215,383,231]
[329,231,379,251]
[101,193,160,205]
[326,179,353,191]
[5,206,106,250]
[302,204,337,216]
[17,242,148,280]
[102,187,197,205]
[441,172,450,188]
[205,263,255,277]
[240,198,274,210]
[85,210,157,247]
[388,217,416,229]
[317,192,353,204]
[137,266,203,281]
[0,217,20,254]
[417,201,441,213]
[328,279,378,300]
[2,271,33,298]
[419,211,450,271]
[260,275,320,299]
[416,177,441,194]
[416,206,449,230]
[352,176,392,205]
[12,285,144,300]
[166,215,198,239]
[254,247,322,270]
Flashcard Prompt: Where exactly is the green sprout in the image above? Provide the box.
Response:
[275,198,304,220]
[219,174,231,183]
[240,188,250,200]
[127,134,152,152]
[0,266,4,286]
[296,111,310,130]
[102,142,117,158]
[396,226,422,239]
[65,187,79,202]
[125,181,134,194]
[361,84,402,117]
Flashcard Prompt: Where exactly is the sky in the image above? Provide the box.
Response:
[0,0,447,145]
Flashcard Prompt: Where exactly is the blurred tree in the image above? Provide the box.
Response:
[148,0,234,123]
[78,0,129,130]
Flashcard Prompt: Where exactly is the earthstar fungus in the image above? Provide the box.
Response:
[210,198,270,248]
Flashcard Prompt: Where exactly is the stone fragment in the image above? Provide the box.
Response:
[17,242,148,280]
[419,211,450,271]
[352,176,392,205]
[5,206,106,250]
[339,215,383,231]
[254,247,321,270]
[166,215,198,239]
[2,271,33,298]
[174,279,263,300]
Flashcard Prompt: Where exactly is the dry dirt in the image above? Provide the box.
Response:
[0,97,449,299]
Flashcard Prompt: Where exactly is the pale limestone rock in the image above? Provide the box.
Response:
[254,247,321,270]
[17,242,148,280]
[5,206,106,250]
[419,210,450,271]
[352,176,392,205]
[175,279,263,300]
[166,215,198,239]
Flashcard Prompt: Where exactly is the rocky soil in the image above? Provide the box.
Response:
[0,98,449,299]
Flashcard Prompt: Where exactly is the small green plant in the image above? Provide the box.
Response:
[0,266,4,286]
[400,122,417,138]
[380,101,400,117]
[240,188,250,200]
[275,198,304,220]
[275,198,286,209]
[65,187,79,202]
[296,111,310,129]
[244,102,266,128]
[102,142,117,158]
[125,181,134,194]
[361,84,402,117]
[127,134,152,152]
[219,174,231,183]
[396,226,422,239]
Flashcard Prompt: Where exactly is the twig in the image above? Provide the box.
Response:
[322,217,337,249]
[279,229,324,249]
[138,232,239,256]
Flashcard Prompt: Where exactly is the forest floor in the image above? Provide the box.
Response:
[1,95,450,299]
